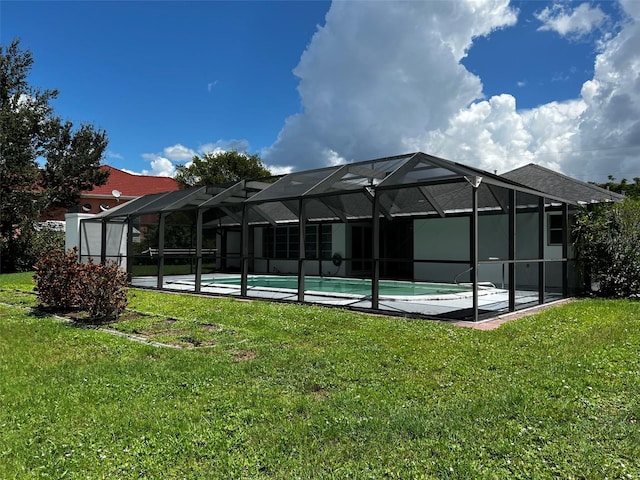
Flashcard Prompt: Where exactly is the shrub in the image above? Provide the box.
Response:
[2,221,65,273]
[573,198,640,297]
[33,247,83,310]
[78,258,129,320]
[29,222,66,264]
[34,248,129,321]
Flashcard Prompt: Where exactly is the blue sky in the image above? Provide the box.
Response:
[2,1,639,183]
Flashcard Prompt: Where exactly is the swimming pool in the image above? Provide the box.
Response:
[202,275,475,299]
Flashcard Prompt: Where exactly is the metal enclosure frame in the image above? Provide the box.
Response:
[79,152,577,321]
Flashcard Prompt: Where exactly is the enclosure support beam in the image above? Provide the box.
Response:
[298,198,307,302]
[126,217,134,281]
[241,204,249,297]
[100,219,107,264]
[486,184,509,214]
[508,190,516,312]
[562,203,569,298]
[418,186,446,218]
[363,187,393,221]
[538,198,545,304]
[471,185,479,322]
[318,198,348,223]
[195,209,203,293]
[158,212,166,290]
[252,204,278,227]
[371,190,381,310]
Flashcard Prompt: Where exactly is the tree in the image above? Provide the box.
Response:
[0,39,109,272]
[41,120,109,210]
[174,150,271,188]
[595,175,640,199]
[573,198,640,298]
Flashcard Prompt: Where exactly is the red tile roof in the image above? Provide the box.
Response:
[86,166,180,198]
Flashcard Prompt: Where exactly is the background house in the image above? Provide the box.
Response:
[46,166,180,221]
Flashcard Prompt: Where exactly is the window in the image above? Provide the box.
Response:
[319,224,332,260]
[263,225,332,259]
[548,214,563,245]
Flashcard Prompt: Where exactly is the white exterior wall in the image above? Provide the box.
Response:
[65,213,95,252]
[414,217,469,283]
[478,214,509,286]
[413,212,566,288]
[329,223,346,276]
[514,212,566,290]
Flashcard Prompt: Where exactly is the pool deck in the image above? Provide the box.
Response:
[450,297,576,330]
[131,274,563,323]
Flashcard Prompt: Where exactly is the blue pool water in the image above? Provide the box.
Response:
[202,275,472,297]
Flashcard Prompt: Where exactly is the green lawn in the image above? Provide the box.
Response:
[1,272,639,479]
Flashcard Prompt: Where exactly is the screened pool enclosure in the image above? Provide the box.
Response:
[78,152,579,321]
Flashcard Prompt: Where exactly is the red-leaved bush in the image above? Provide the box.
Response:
[33,247,84,310]
[78,258,129,320]
[34,248,128,321]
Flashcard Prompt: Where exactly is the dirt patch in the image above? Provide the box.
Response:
[230,349,257,362]
[201,323,223,332]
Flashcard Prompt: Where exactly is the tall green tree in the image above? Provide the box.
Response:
[595,175,640,199]
[175,150,271,188]
[0,39,109,272]
[41,120,109,210]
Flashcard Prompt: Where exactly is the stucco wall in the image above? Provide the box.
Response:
[413,212,566,288]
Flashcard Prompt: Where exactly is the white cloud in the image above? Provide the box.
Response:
[565,0,640,179]
[263,0,517,172]
[137,138,263,177]
[198,139,251,155]
[621,0,640,21]
[163,144,196,162]
[261,0,638,182]
[141,153,176,177]
[266,165,293,176]
[135,144,196,178]
[535,3,607,38]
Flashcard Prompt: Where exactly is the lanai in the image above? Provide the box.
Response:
[78,152,579,321]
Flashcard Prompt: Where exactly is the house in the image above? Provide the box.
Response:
[502,163,624,205]
[75,152,623,322]
[46,165,180,221]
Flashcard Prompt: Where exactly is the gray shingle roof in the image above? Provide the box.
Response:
[502,164,624,204]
